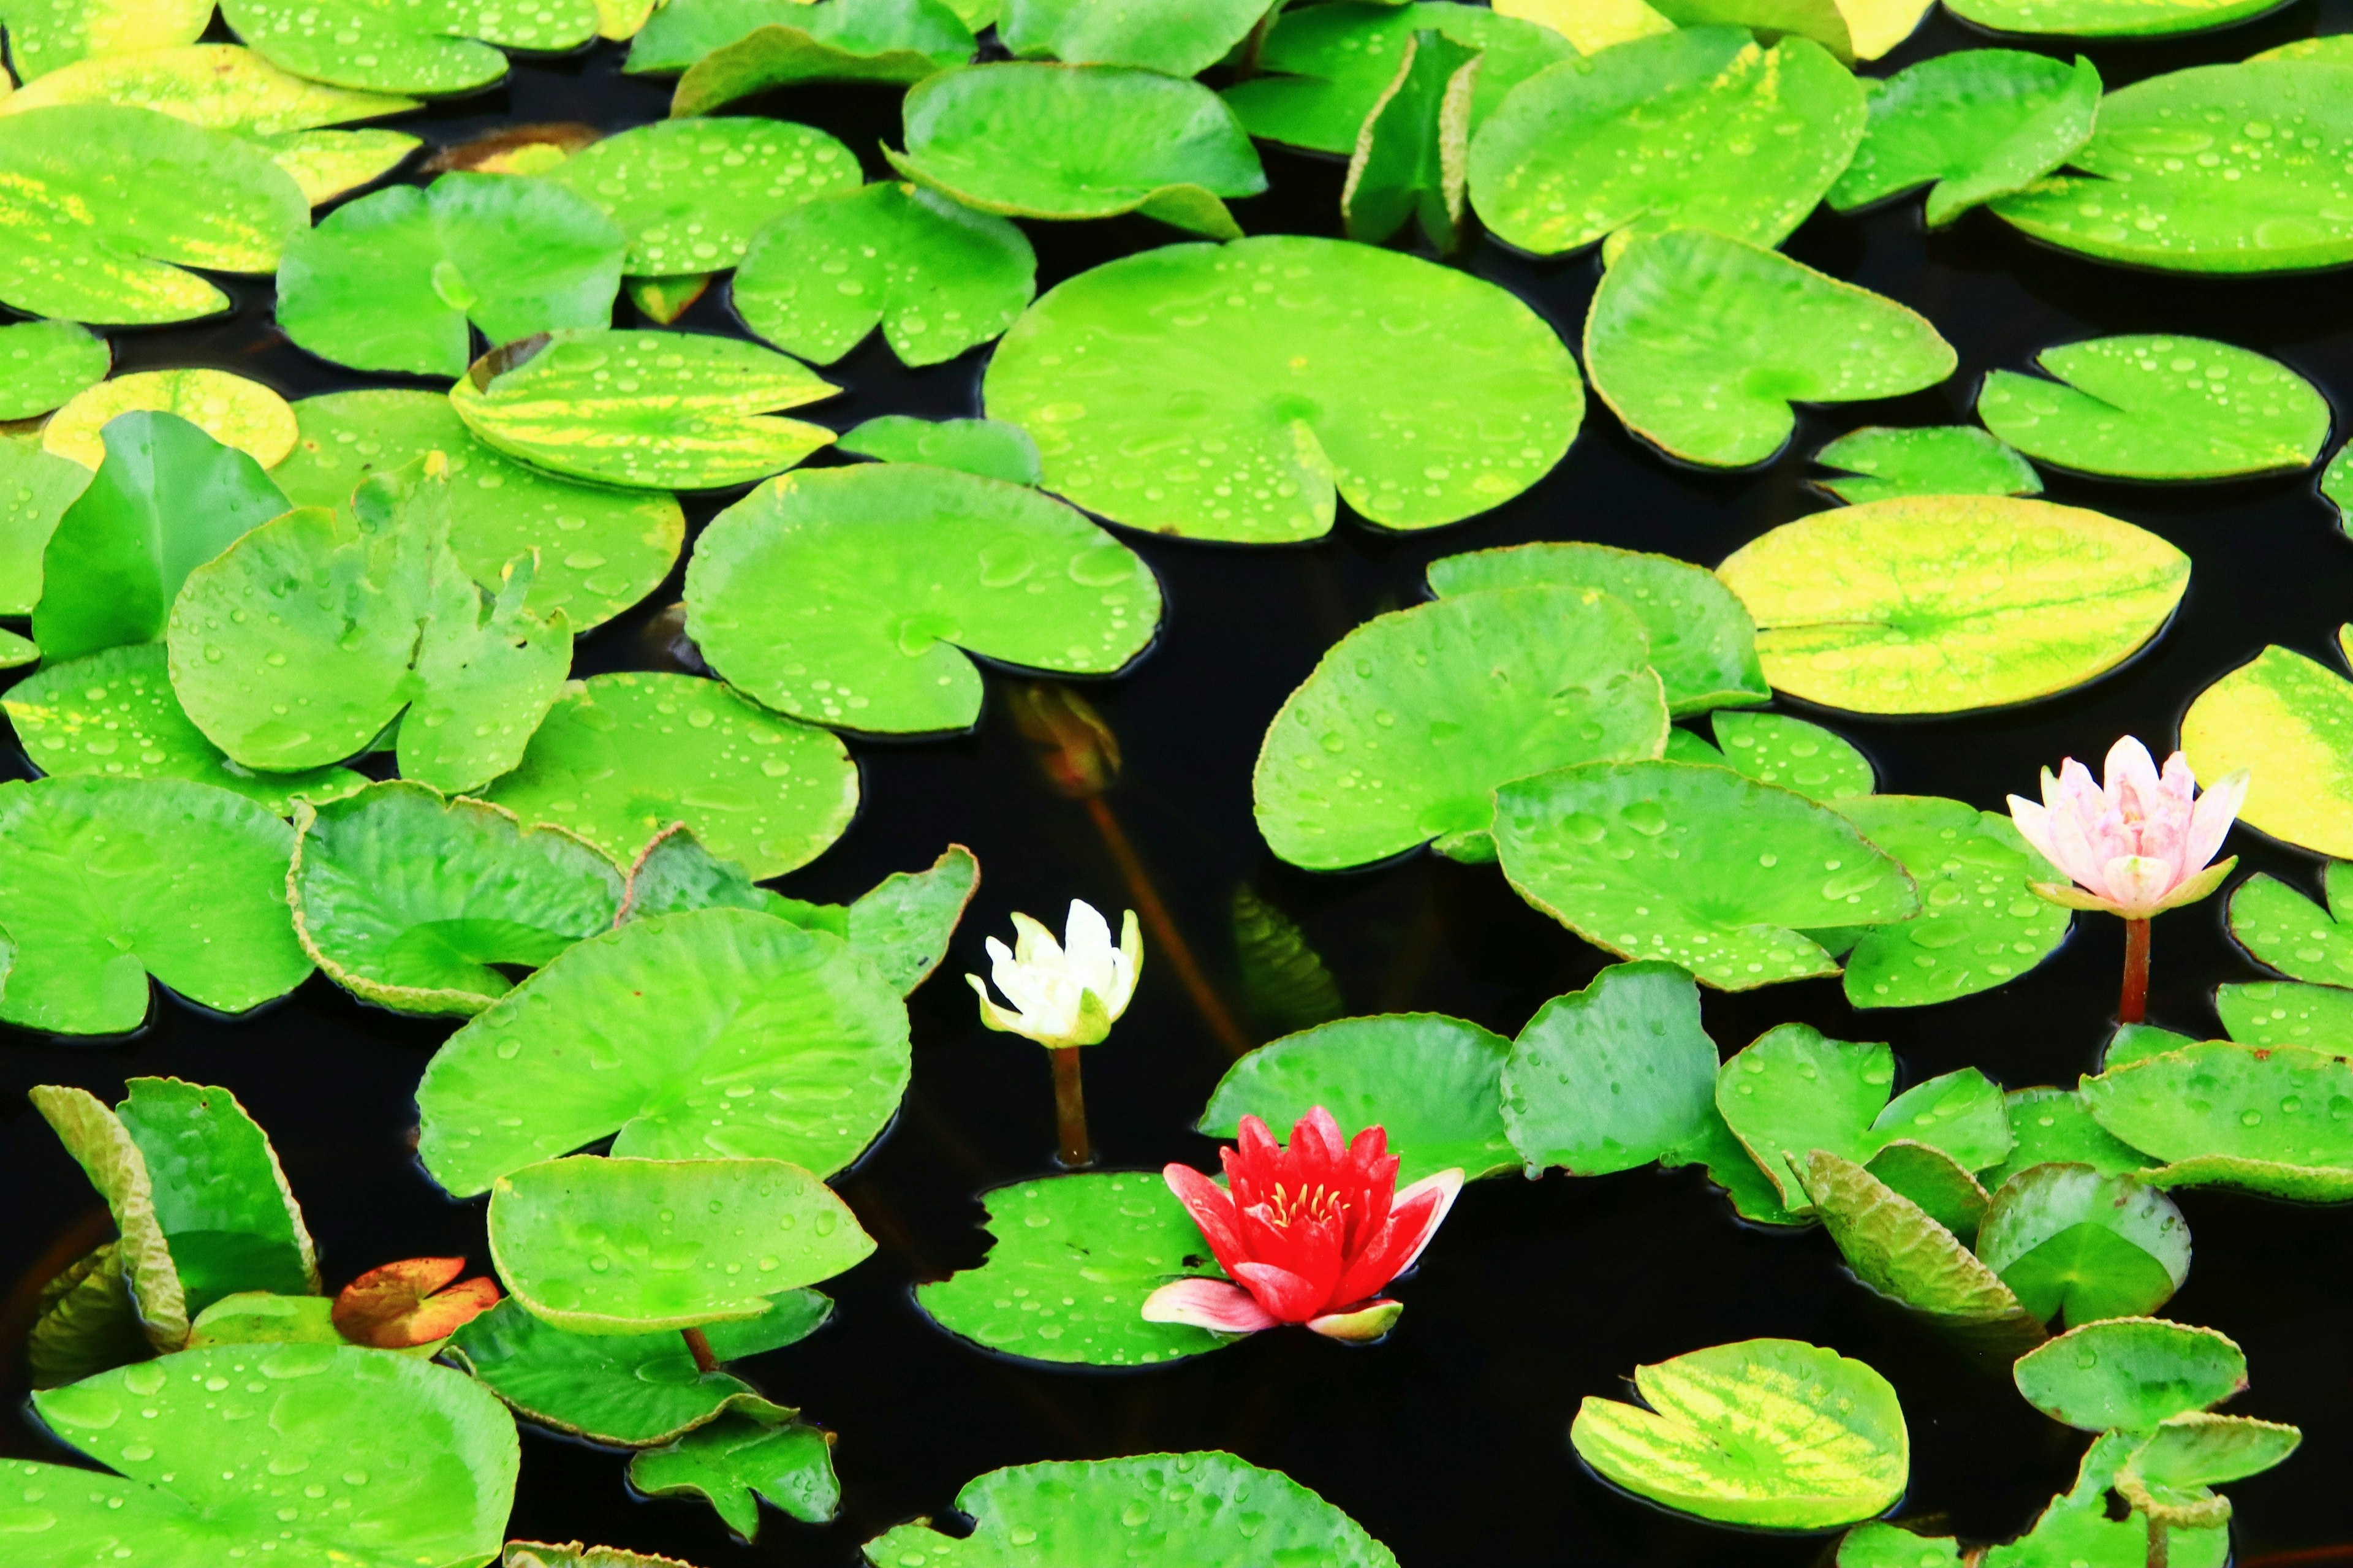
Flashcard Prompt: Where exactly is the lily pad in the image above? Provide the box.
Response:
[1802,1149,2031,1325]
[1491,760,1919,991]
[732,180,1036,368]
[0,440,90,612]
[1985,1430,2230,1568]
[1661,1105,1808,1227]
[1502,962,1718,1177]
[1863,1141,1995,1237]
[915,1170,1230,1366]
[0,104,307,325]
[2013,1317,2246,1431]
[27,1241,151,1387]
[1571,1338,1909,1528]
[1716,497,2191,714]
[2116,1412,2300,1528]
[2180,643,2353,859]
[2216,980,2353,1051]
[1841,1523,1967,1568]
[417,906,911,1194]
[0,776,312,1034]
[1584,229,1955,468]
[0,318,107,420]
[0,0,214,80]
[1200,1013,1514,1184]
[114,1077,320,1315]
[887,63,1265,241]
[984,235,1583,542]
[1469,28,1863,262]
[1338,25,1480,252]
[277,172,627,378]
[1714,713,1874,800]
[1427,540,1770,716]
[646,0,977,118]
[450,329,839,491]
[1492,0,1677,50]
[839,415,1040,485]
[1990,62,2353,275]
[2327,444,2351,531]
[1976,1164,2189,1327]
[1985,1086,2157,1190]
[224,0,602,94]
[1812,426,2044,505]
[45,368,298,472]
[865,1452,1399,1567]
[1946,0,2283,39]
[1828,50,2099,226]
[253,127,423,205]
[686,462,1160,735]
[2080,1040,2353,1200]
[18,1344,518,1567]
[2229,866,2353,988]
[631,1413,840,1537]
[30,1085,191,1346]
[2253,36,2353,62]
[1254,587,1667,870]
[1001,0,1262,75]
[1640,0,1938,62]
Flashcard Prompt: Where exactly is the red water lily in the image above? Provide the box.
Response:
[1143,1107,1462,1341]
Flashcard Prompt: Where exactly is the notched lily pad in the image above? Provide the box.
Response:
[1976,1164,2189,1327]
[45,368,298,472]
[225,0,602,95]
[631,1412,841,1537]
[1828,50,2099,226]
[1812,426,2044,505]
[840,415,1040,485]
[2181,642,2353,860]
[0,318,107,420]
[1504,962,1719,1178]
[2081,1040,2353,1200]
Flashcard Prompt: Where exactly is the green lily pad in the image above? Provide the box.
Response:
[2116,1412,2300,1528]
[1661,1105,1808,1227]
[1427,541,1769,717]
[2107,1024,2203,1071]
[2253,36,2353,62]
[0,104,307,324]
[417,906,911,1194]
[0,0,214,80]
[277,172,627,378]
[1713,713,1873,800]
[1338,25,1480,252]
[0,776,312,1034]
[0,318,107,420]
[1717,496,2191,714]
[224,0,601,94]
[1985,1087,2157,1190]
[18,1344,518,1566]
[169,456,571,794]
[1990,62,2353,274]
[1984,1430,2230,1568]
[1946,0,2282,39]
[2080,1040,2353,1200]
[1502,962,1718,1178]
[887,63,1265,240]
[1584,229,1955,468]
[0,439,89,613]
[184,1291,348,1350]
[840,416,1040,485]
[42,368,298,472]
[250,126,422,204]
[1469,28,1863,262]
[1001,0,1262,75]
[1200,1013,1514,1184]
[2327,444,2351,531]
[2013,1317,2246,1431]
[1976,1164,2189,1328]
[732,181,1036,368]
[1254,586,1667,871]
[1841,1523,1967,1568]
[1801,1149,2031,1325]
[290,781,625,1017]
[866,1452,1399,1567]
[1571,1338,1909,1528]
[27,1086,190,1346]
[985,235,1583,543]
[1492,760,1919,992]
[631,1413,840,1537]
[271,388,684,635]
[447,1291,826,1444]
[0,627,38,666]
[915,1170,1230,1367]
[28,1241,151,1388]
[650,0,976,118]
[2229,864,2353,979]
[1828,50,2099,226]
[1864,1140,1995,1238]
[686,461,1159,735]
[1812,426,2044,505]
[2217,980,2353,1051]
[2180,643,2353,859]
[450,328,839,490]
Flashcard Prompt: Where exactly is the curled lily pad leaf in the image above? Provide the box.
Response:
[451,329,839,490]
[1469,29,1864,262]
[661,2,974,117]
[1985,1087,2156,1190]
[1986,1431,2230,1568]
[2228,866,2353,987]
[1717,497,2190,714]
[887,63,1266,240]
[277,172,627,378]
[1976,1165,2189,1327]
[985,235,1583,543]
[734,181,1037,369]
[1001,0,1264,75]
[30,1085,189,1346]
[2116,1412,2300,1528]
[1713,713,1872,800]
[1570,1338,1909,1528]
[480,672,858,879]
[1493,761,1919,991]
[20,1344,519,1566]
[417,906,911,1194]
[0,318,107,420]
[1502,962,1718,1177]
[2180,643,2353,859]
[224,0,601,94]
[1865,1141,1993,1238]
[866,1452,1399,1567]
[112,1077,319,1321]
[333,1257,500,1347]
[1802,1149,2032,1326]
[1947,0,2280,37]
[0,777,312,1034]
[916,1171,1231,1366]
[1990,62,2353,274]
[2013,1317,2246,1431]
[840,415,1040,485]
[508,1545,702,1568]
[2081,1040,2353,1200]
[1812,426,2044,505]
[28,1242,152,1388]
[45,368,298,472]
[631,1413,840,1536]
[0,441,90,612]
[1427,541,1768,721]
[290,781,624,1017]
[1979,335,2330,481]
[1661,1105,1808,1227]
[688,463,1160,735]
[271,389,684,634]
[1254,587,1667,870]
[1585,229,1955,468]
[1339,26,1480,252]
[2217,980,2353,1051]
[1202,1013,1514,1184]
[1828,50,2099,226]
[0,104,306,325]
[0,0,214,80]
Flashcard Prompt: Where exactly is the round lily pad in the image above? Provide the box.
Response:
[630,1412,840,1537]
[224,0,602,94]
[1976,1164,2189,1327]
[732,180,1036,368]
[0,440,90,613]
[2227,867,2353,987]
[1713,713,1873,800]
[1469,28,1865,261]
[1502,961,1718,1178]
[839,415,1040,485]
[1492,760,1919,992]
[2013,1317,2246,1431]
[1585,229,1955,468]
[1571,1338,1909,1528]
[44,368,298,471]
[687,462,1160,735]
[417,906,911,1195]
[1827,50,2100,227]
[1716,497,2191,714]
[984,235,1583,543]
[1984,1086,2157,1191]
[1802,1150,2031,1325]
[0,318,108,420]
[0,0,214,80]
[1812,426,2043,505]
[2081,1040,2353,1200]
[915,1170,1231,1366]
[1946,0,2280,37]
[1001,0,1265,75]
[2219,979,2353,1050]
[450,328,839,491]
[2179,643,2353,858]
[1254,587,1668,870]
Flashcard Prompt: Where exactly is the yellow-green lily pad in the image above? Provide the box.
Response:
[2179,641,2353,859]
[224,0,602,95]
[0,0,213,81]
[1827,49,2099,226]
[44,368,298,471]
[839,415,1040,485]
[0,317,108,421]
[1947,0,2284,38]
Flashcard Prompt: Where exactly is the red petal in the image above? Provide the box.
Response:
[1232,1260,1324,1322]
[1162,1164,1249,1274]
[1331,1168,1461,1305]
[333,1257,501,1349]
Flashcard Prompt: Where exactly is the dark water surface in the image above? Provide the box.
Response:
[6,8,2353,1564]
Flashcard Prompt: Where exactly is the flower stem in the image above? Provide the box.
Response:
[2146,1515,2168,1568]
[1050,1046,1093,1168]
[2120,917,2151,1024]
[681,1327,718,1374]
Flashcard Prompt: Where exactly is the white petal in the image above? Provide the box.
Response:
[1009,910,1064,969]
[1061,899,1117,998]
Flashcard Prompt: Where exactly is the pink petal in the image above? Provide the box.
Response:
[2040,763,2120,897]
[2007,795,2061,868]
[1307,1299,1403,1341]
[1387,1168,1464,1273]
[2102,855,2180,917]
[2181,768,2249,874]
[1141,1278,1279,1335]
[2104,736,2164,816]
[1232,1260,1324,1322]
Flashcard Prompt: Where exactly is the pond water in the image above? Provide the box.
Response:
[5,7,2353,1565]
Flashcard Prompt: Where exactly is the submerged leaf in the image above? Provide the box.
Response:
[1503,963,1718,1177]
[1811,425,2043,505]
[225,0,602,94]
[2081,1040,2353,1200]
[1230,886,1344,1038]
[1976,1165,2189,1327]
[2179,643,2353,859]
[28,1242,152,1389]
[0,318,107,420]
[1828,50,2099,225]
[631,1414,841,1537]
[839,415,1040,485]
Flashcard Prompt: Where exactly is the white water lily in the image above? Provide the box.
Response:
[966,900,1142,1049]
